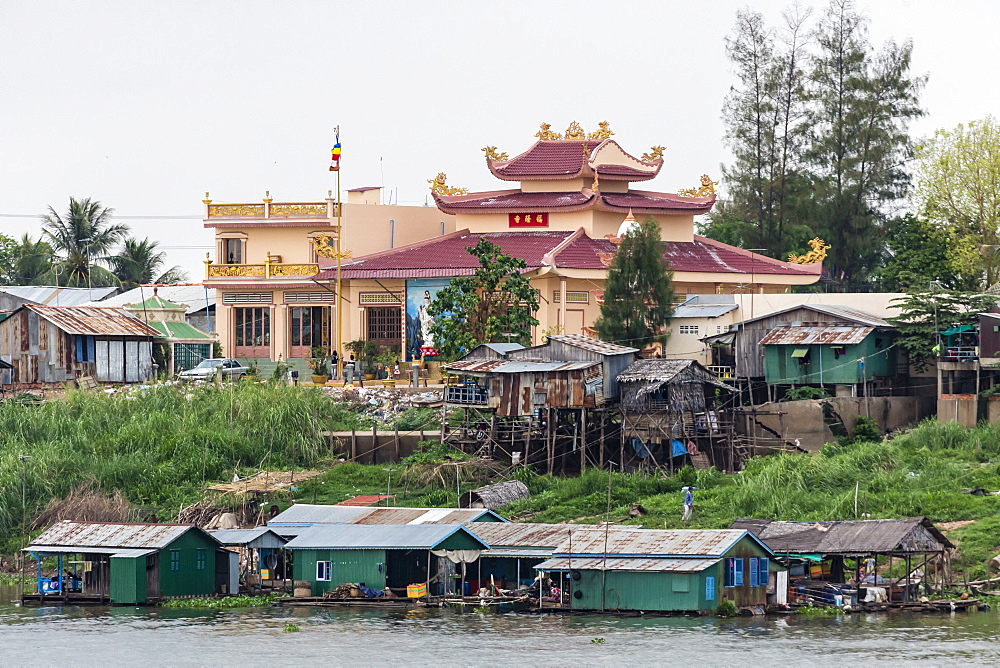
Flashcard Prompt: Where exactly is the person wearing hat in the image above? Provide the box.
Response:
[682,486,694,521]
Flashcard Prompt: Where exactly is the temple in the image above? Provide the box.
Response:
[315,122,820,359]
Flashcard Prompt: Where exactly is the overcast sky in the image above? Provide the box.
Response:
[2,0,998,279]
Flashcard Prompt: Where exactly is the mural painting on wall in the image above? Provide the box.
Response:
[405,279,451,361]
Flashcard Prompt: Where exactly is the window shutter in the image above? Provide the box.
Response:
[705,576,715,601]
[749,558,759,587]
[760,558,769,586]
[75,335,84,363]
[734,558,744,587]
[87,336,96,362]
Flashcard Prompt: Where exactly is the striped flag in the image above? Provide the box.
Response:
[329,141,341,172]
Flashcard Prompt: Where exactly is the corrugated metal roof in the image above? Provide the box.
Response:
[546,334,639,355]
[208,528,287,548]
[30,521,211,549]
[284,523,489,550]
[147,321,213,340]
[759,325,874,346]
[268,504,504,526]
[23,305,162,337]
[444,360,599,374]
[337,495,394,507]
[536,556,721,572]
[484,343,525,354]
[736,303,892,328]
[89,284,215,315]
[550,528,764,557]
[466,523,606,549]
[2,285,118,307]
[24,546,158,558]
[673,303,740,319]
[616,359,735,392]
[729,517,953,554]
[483,548,554,558]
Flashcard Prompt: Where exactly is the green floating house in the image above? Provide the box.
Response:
[286,523,490,597]
[535,528,779,612]
[24,521,227,605]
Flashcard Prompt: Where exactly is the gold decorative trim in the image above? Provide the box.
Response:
[588,121,614,140]
[534,122,562,141]
[563,121,586,140]
[269,263,320,277]
[208,264,267,278]
[270,203,327,217]
[787,238,830,264]
[208,204,265,218]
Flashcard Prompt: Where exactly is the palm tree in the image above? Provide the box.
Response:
[42,197,129,287]
[107,237,189,289]
[10,234,55,285]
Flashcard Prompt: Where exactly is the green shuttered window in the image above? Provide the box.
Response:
[196,549,206,571]
[170,550,180,572]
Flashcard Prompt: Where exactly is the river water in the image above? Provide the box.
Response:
[2,586,998,666]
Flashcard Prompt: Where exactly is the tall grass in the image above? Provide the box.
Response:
[0,383,367,547]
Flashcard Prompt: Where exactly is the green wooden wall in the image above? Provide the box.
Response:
[110,555,146,605]
[158,530,219,598]
[293,549,388,595]
[764,334,896,386]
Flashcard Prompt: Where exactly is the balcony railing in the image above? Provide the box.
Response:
[940,347,978,361]
[206,262,320,279]
[205,198,340,220]
[707,365,734,379]
[445,386,489,405]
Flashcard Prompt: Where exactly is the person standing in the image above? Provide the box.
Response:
[331,350,340,380]
[344,355,356,385]
[682,486,694,521]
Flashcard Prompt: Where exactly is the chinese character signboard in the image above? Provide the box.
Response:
[509,213,548,227]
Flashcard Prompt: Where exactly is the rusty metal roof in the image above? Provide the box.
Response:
[543,334,639,355]
[268,504,505,526]
[465,523,627,549]
[617,359,736,391]
[759,325,874,346]
[284,523,489,550]
[729,517,954,554]
[550,528,769,557]
[30,521,211,549]
[23,304,161,337]
[444,360,599,374]
[535,556,721,572]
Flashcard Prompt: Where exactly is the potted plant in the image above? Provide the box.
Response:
[376,346,399,387]
[308,346,331,385]
[346,339,379,380]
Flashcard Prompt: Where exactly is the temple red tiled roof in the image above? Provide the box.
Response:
[487,139,661,182]
[314,230,820,280]
[433,189,713,216]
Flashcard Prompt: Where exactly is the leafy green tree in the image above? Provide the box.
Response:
[8,234,55,285]
[888,290,996,372]
[42,197,129,287]
[107,237,189,289]
[594,218,674,349]
[427,239,540,361]
[877,215,978,291]
[914,117,1000,288]
[806,0,925,282]
[0,234,18,285]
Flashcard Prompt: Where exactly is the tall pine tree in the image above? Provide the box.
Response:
[594,217,674,349]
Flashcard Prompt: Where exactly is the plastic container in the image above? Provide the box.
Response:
[407,583,427,598]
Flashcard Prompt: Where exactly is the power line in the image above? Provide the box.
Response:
[0,213,201,220]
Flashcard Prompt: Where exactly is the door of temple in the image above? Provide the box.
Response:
[366,306,402,356]
[233,307,271,358]
[289,306,331,358]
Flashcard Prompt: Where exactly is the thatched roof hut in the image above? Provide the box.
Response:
[617,359,735,413]
[459,480,530,510]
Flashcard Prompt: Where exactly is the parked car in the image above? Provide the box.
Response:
[177,358,249,381]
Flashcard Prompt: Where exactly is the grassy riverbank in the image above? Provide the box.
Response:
[3,385,1000,579]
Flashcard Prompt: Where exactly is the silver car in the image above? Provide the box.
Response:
[177,358,249,381]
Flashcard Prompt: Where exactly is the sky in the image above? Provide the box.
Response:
[1,0,998,280]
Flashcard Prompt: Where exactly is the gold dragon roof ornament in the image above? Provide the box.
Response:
[535,122,562,141]
[311,233,352,260]
[678,174,718,198]
[428,172,469,196]
[642,146,666,162]
[788,238,831,264]
[482,146,509,161]
[588,121,614,140]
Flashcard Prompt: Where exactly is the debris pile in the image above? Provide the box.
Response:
[321,386,442,427]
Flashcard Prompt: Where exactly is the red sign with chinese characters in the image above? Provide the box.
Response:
[509,213,548,227]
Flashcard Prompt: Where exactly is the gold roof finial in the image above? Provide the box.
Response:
[678,174,718,198]
[263,190,272,204]
[642,146,666,162]
[788,238,831,264]
[535,122,562,141]
[588,121,614,140]
[564,121,586,140]
[428,172,469,196]
[482,146,509,161]
[202,191,212,204]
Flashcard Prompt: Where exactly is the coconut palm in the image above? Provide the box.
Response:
[10,234,56,285]
[42,197,129,287]
[107,237,189,289]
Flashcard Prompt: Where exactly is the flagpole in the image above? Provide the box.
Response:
[335,126,343,381]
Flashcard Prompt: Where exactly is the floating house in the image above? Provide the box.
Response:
[730,517,954,606]
[285,523,489,597]
[23,521,226,605]
[209,527,288,592]
[0,304,161,384]
[535,528,778,612]
[617,359,737,471]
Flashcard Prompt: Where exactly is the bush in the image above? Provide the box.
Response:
[780,386,830,401]
[715,600,738,617]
